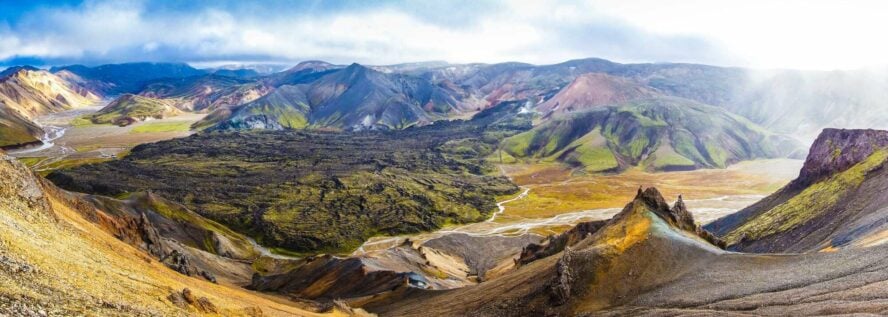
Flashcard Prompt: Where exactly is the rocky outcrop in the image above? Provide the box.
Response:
[796,128,888,186]
[167,288,218,313]
[517,220,607,266]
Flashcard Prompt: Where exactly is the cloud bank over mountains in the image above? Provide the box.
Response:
[2,0,887,70]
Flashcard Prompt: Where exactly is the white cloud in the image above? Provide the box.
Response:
[10,0,884,70]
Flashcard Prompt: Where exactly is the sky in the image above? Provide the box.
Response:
[1,0,887,70]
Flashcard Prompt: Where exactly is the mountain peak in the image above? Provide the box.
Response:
[797,128,888,186]
[0,65,41,79]
[286,60,335,73]
[609,187,722,248]
[538,72,659,118]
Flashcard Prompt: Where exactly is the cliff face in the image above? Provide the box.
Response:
[707,128,888,253]
[796,128,888,186]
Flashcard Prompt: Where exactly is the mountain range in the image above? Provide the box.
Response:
[5,57,888,155]
[3,114,888,316]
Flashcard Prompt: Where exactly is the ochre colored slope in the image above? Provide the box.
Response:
[0,153,338,316]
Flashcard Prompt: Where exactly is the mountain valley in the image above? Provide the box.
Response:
[2,57,888,317]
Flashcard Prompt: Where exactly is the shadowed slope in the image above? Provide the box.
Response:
[537,73,659,119]
[707,128,888,252]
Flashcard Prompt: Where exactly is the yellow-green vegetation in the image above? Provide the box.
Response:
[73,144,105,152]
[645,143,696,170]
[68,116,110,127]
[724,150,888,244]
[35,157,113,176]
[649,152,695,170]
[496,160,798,220]
[0,122,39,147]
[144,193,253,249]
[501,97,796,172]
[568,146,618,172]
[15,157,45,167]
[130,121,192,133]
[243,102,309,129]
[502,131,535,157]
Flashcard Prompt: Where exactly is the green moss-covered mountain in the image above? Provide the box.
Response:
[48,103,531,253]
[88,94,182,126]
[208,85,312,130]
[499,97,802,172]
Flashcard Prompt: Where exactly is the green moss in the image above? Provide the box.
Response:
[569,145,618,172]
[725,150,888,244]
[36,157,113,176]
[15,157,45,167]
[618,108,667,127]
[501,131,535,157]
[90,94,179,126]
[130,121,192,133]
[650,152,695,169]
[0,124,39,147]
[69,117,107,127]
[705,142,729,168]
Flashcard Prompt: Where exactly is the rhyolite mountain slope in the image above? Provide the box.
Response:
[536,73,659,119]
[0,67,99,147]
[206,63,483,131]
[138,74,272,113]
[0,151,334,316]
[499,97,802,172]
[366,187,888,316]
[707,128,888,253]
[47,102,532,253]
[50,62,207,95]
[87,93,182,126]
[209,85,312,130]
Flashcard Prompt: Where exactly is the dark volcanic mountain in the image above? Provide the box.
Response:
[707,128,888,252]
[50,62,206,94]
[500,96,802,172]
